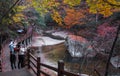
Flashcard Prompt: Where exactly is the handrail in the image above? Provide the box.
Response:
[62,70,79,76]
[30,59,37,68]
[27,49,79,76]
[30,65,37,75]
[40,63,58,72]
[29,53,37,62]
[27,51,40,76]
[40,70,50,76]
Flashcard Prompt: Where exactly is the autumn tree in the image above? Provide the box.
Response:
[4,0,120,29]
[64,8,86,28]
[33,0,120,28]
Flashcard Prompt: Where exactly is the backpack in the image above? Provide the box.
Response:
[14,47,20,52]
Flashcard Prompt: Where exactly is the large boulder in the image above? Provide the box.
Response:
[110,55,120,68]
[66,35,96,57]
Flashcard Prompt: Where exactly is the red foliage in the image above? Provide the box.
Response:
[97,23,117,38]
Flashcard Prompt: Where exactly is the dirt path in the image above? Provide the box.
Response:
[2,42,11,72]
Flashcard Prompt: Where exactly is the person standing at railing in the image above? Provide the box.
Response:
[9,40,16,70]
[18,45,26,69]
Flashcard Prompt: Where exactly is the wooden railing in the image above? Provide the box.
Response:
[27,49,79,76]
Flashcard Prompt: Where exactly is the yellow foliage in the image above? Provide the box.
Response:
[11,0,120,29]
[86,0,114,17]
[15,6,27,12]
[12,13,24,23]
[2,18,12,24]
[31,0,59,16]
[107,0,120,5]
[27,0,120,18]
[63,0,81,6]
[51,10,63,25]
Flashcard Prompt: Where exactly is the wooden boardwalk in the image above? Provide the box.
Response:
[0,68,33,76]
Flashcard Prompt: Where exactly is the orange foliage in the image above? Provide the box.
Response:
[64,8,86,28]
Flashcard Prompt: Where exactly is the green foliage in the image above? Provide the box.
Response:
[45,12,53,23]
[26,10,46,27]
[36,15,46,27]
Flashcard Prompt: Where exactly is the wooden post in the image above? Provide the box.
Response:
[27,49,30,69]
[58,60,64,76]
[37,57,40,76]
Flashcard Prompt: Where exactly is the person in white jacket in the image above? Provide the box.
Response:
[18,45,26,69]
